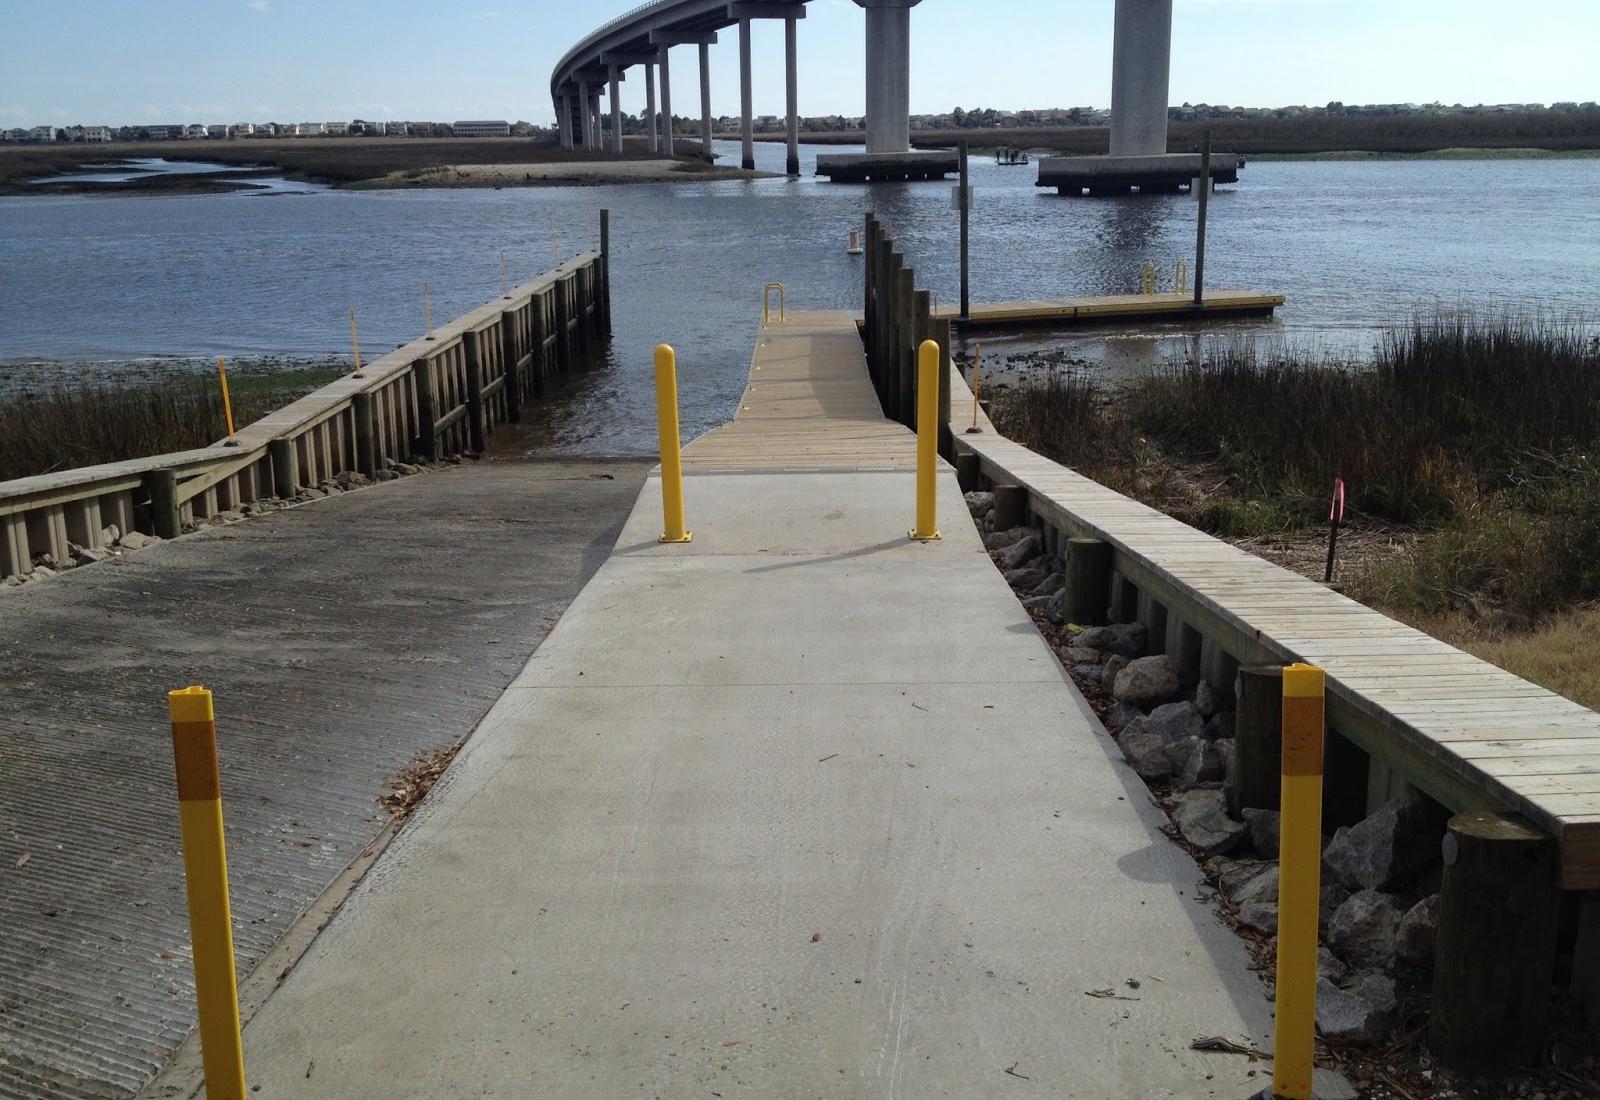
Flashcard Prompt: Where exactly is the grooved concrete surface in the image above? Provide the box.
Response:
[238,316,1271,1098]
[0,459,648,1100]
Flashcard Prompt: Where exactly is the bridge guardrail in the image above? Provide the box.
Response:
[2,240,610,580]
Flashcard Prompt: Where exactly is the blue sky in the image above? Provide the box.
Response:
[1,0,1595,128]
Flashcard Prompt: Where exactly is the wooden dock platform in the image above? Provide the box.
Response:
[943,290,1284,330]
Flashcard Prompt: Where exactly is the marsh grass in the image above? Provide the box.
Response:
[0,363,344,480]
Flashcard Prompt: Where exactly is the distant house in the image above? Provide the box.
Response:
[207,124,228,139]
[452,119,511,137]
[323,121,351,136]
[1,128,27,142]
[184,124,206,139]
[28,125,56,142]
[292,122,325,137]
[80,126,112,142]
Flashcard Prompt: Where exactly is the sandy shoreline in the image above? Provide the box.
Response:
[352,159,778,189]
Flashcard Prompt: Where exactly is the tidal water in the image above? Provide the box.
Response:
[2,140,1597,455]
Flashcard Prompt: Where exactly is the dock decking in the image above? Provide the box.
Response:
[944,290,1284,329]
[947,366,1600,889]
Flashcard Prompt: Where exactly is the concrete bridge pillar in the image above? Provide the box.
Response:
[699,42,714,161]
[578,81,594,150]
[854,0,921,155]
[659,47,675,157]
[557,94,573,149]
[738,17,755,170]
[608,66,623,154]
[1109,0,1173,157]
[645,61,659,153]
[785,15,800,175]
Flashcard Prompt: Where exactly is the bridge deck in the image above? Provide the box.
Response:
[947,369,1600,889]
[233,311,1271,1098]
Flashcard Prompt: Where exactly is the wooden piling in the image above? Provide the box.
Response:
[599,210,612,334]
[1230,665,1284,816]
[411,359,439,461]
[1431,812,1560,1073]
[352,392,377,478]
[268,439,298,499]
[909,288,931,430]
[955,452,983,493]
[554,278,573,373]
[143,470,181,539]
[992,485,1027,531]
[1064,537,1111,627]
[464,331,487,454]
[1573,895,1600,1040]
[499,314,523,423]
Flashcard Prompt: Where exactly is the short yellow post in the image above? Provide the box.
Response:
[167,686,247,1100]
[910,339,941,541]
[216,357,238,446]
[1270,664,1326,1100]
[654,344,692,543]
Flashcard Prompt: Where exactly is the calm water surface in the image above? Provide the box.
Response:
[2,140,1597,454]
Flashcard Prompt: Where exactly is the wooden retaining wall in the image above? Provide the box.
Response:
[0,240,610,578]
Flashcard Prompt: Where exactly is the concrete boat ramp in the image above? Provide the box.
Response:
[224,312,1270,1097]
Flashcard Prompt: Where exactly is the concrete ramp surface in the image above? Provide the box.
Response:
[233,314,1270,1098]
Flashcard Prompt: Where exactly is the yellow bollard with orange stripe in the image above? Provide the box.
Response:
[1269,664,1326,1100]
[168,686,247,1100]
[909,339,941,541]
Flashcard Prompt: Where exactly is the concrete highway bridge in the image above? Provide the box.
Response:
[3,221,1597,1098]
[550,0,1244,190]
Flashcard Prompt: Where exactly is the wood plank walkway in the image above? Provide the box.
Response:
[947,365,1600,889]
[942,290,1284,329]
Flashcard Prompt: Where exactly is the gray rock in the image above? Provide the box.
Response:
[1105,701,1141,734]
[31,566,56,579]
[1020,594,1053,615]
[1233,863,1280,907]
[996,535,1040,571]
[1237,900,1278,934]
[373,469,401,482]
[1044,589,1066,625]
[1327,889,1405,970]
[1195,680,1222,719]
[119,532,160,550]
[983,528,1030,551]
[33,553,58,569]
[1215,738,1236,795]
[1005,566,1048,592]
[301,488,326,500]
[1242,808,1281,860]
[3,574,21,588]
[100,524,121,544]
[964,491,994,519]
[1121,727,1176,783]
[1103,655,1130,689]
[1319,945,1349,985]
[1312,1068,1361,1100]
[1112,655,1182,709]
[1179,737,1225,788]
[318,481,343,494]
[1323,791,1448,892]
[210,510,244,525]
[394,462,422,476]
[1076,623,1147,658]
[1030,573,1063,597]
[72,547,111,566]
[1316,972,1397,1046]
[1203,710,1235,741]
[1144,701,1206,744]
[1058,645,1101,665]
[335,471,371,490]
[1171,790,1248,855]
[1213,858,1273,897]
[1397,893,1441,963]
[1073,665,1104,687]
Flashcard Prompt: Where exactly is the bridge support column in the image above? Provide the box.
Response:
[608,66,623,154]
[856,0,918,155]
[557,94,573,150]
[645,61,658,153]
[738,17,754,171]
[699,42,714,161]
[578,81,593,151]
[1109,0,1173,157]
[659,47,675,157]
[784,15,800,175]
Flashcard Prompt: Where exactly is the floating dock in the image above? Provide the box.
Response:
[815,150,958,182]
[1037,152,1243,196]
[942,289,1285,329]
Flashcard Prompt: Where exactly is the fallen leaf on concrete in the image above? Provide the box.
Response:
[1190,1036,1269,1060]
[1085,988,1140,1001]
[723,1040,740,1048]
[13,853,28,871]
[1002,1062,1031,1080]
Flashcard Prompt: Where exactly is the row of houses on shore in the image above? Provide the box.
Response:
[1,120,529,143]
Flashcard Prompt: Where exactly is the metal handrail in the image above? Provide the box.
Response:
[763,283,786,325]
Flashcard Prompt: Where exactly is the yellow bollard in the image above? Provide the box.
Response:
[1270,664,1326,1100]
[216,358,238,447]
[167,686,247,1100]
[653,344,692,543]
[909,339,941,541]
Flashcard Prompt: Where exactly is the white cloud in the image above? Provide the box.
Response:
[247,0,270,12]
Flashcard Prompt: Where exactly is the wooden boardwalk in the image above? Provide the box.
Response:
[943,290,1284,330]
[947,367,1600,889]
[682,311,916,472]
